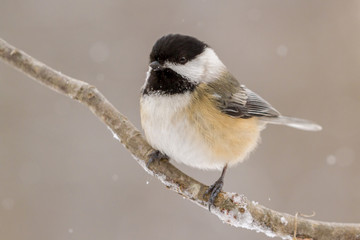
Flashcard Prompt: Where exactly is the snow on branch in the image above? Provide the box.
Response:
[0,38,359,240]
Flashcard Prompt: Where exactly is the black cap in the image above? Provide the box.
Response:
[150,34,207,65]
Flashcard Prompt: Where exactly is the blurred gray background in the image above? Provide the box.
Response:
[0,0,359,239]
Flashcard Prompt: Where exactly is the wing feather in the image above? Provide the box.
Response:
[211,80,280,119]
[206,75,321,131]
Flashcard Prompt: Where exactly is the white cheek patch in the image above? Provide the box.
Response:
[166,48,225,83]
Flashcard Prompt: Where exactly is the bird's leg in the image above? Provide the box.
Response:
[147,150,169,167]
[204,164,228,211]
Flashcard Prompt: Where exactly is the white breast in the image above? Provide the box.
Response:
[140,93,225,170]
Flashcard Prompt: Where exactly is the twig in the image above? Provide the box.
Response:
[1,37,359,240]
[293,212,316,240]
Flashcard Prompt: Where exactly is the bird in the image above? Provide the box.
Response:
[140,34,321,210]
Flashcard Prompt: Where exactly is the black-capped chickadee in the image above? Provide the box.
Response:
[140,34,321,210]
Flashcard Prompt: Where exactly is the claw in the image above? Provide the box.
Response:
[204,179,224,211]
[147,150,169,168]
[203,164,228,211]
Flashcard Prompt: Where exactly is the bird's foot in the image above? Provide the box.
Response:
[204,178,224,211]
[147,150,169,168]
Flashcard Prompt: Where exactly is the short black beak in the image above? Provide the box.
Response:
[149,61,163,71]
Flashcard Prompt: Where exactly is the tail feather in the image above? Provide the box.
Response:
[260,116,322,131]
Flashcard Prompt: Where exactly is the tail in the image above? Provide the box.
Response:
[260,116,322,131]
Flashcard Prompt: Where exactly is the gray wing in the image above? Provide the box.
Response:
[218,84,280,119]
[213,82,322,131]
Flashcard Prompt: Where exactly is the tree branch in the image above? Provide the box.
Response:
[0,37,359,240]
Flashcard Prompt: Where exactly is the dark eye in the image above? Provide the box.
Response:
[179,57,187,64]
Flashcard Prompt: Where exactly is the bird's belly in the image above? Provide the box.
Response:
[140,94,261,170]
